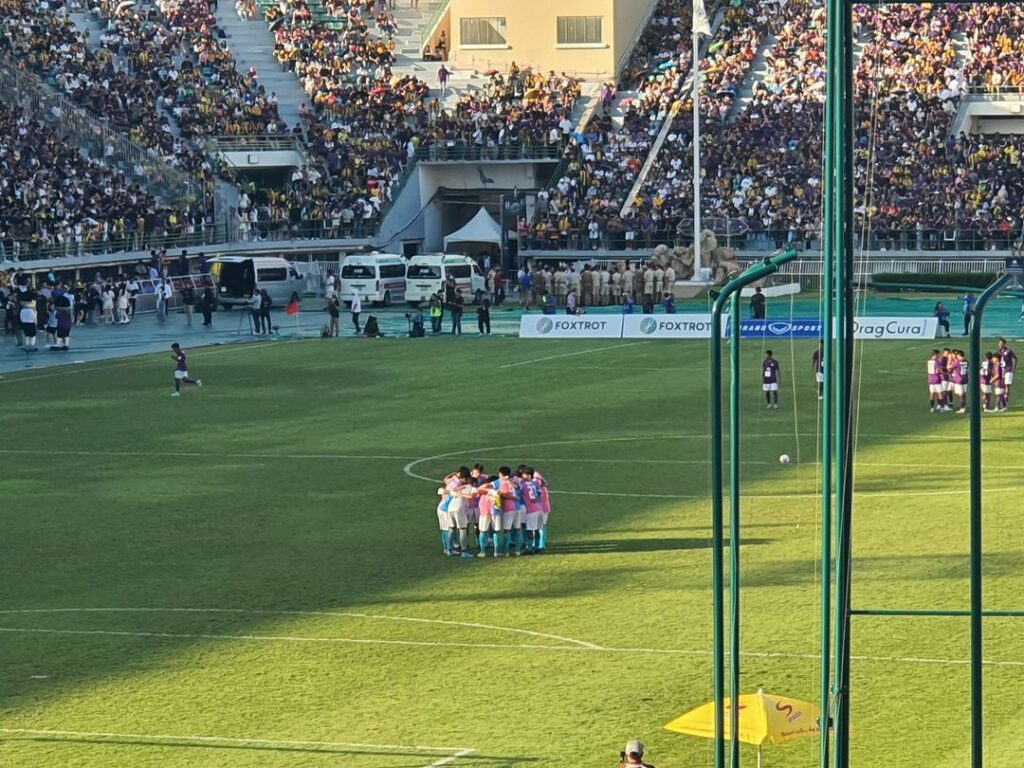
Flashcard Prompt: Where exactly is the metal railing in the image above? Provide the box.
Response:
[0,58,199,210]
[419,0,453,53]
[0,225,230,264]
[208,136,306,152]
[415,143,564,162]
[964,84,1024,96]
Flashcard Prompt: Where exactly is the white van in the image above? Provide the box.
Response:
[208,256,305,308]
[339,253,407,307]
[405,254,485,307]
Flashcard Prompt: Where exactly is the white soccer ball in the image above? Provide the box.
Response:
[779,454,791,465]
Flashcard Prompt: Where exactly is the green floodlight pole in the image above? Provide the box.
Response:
[709,246,797,768]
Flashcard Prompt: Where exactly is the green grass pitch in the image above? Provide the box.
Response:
[1,337,1023,767]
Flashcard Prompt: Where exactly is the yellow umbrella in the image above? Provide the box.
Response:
[664,688,821,767]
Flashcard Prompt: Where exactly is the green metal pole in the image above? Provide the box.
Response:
[708,248,796,768]
[834,9,856,766]
[968,272,1011,768]
[729,289,742,768]
[710,295,727,768]
[819,0,839,762]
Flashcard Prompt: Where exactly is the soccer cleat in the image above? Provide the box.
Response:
[942,406,952,412]
[171,392,181,397]
[196,380,203,387]
[460,551,474,558]
[956,408,966,414]
[476,551,486,557]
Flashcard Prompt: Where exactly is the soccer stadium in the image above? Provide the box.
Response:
[2,0,1024,765]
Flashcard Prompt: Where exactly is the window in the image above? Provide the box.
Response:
[257,267,287,282]
[460,17,507,46]
[408,265,441,279]
[342,265,375,279]
[557,16,603,45]
[447,265,471,279]
[381,264,406,279]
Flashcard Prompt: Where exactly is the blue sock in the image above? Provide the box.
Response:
[477,532,488,553]
[525,531,535,552]
[498,532,509,555]
[441,530,450,553]
[538,528,547,549]
[512,528,523,551]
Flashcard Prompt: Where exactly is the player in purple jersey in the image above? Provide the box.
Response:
[979,352,994,411]
[762,350,781,408]
[997,337,1017,408]
[950,350,969,414]
[169,343,202,397]
[939,347,953,409]
[812,341,824,400]
[988,353,1006,412]
[926,349,945,412]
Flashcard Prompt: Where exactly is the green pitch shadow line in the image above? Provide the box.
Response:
[851,609,1024,618]
[551,537,772,555]
[0,732,533,766]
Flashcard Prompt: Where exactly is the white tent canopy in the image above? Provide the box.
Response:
[443,207,502,251]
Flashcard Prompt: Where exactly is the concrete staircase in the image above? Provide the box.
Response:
[729,32,777,119]
[609,90,637,130]
[213,6,305,127]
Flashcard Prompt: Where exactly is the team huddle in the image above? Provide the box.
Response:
[437,464,550,558]
[927,338,1017,413]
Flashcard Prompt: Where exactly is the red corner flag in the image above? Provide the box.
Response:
[285,298,301,316]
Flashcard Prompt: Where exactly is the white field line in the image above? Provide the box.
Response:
[0,449,419,462]
[0,728,474,757]
[0,607,601,650]
[2,626,1022,670]
[401,435,1024,499]
[499,341,646,368]
[426,749,476,767]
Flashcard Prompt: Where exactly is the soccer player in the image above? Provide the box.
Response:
[170,343,202,396]
[494,466,520,557]
[443,467,475,558]
[534,467,551,552]
[762,350,781,409]
[980,352,994,412]
[812,340,824,400]
[990,352,1006,412]
[437,486,454,554]
[520,468,545,554]
[938,348,952,410]
[997,337,1017,408]
[926,350,943,412]
[951,350,969,414]
[475,479,499,557]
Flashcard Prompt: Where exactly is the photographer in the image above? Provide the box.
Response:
[620,740,654,768]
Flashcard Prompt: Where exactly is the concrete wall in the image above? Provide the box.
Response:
[417,162,547,250]
[446,0,655,79]
[220,150,303,169]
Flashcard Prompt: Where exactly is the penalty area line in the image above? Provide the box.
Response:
[0,728,475,758]
[1,626,1022,669]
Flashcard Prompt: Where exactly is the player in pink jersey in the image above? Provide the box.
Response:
[443,467,476,558]
[533,468,551,552]
[493,466,520,557]
[520,467,545,554]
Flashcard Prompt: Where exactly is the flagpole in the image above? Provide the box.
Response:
[692,16,702,280]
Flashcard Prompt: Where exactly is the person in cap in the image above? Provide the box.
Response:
[620,739,654,768]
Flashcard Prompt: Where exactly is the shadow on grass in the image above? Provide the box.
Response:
[551,537,771,555]
[3,735,539,765]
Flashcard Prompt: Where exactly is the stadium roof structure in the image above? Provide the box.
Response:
[443,207,502,252]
